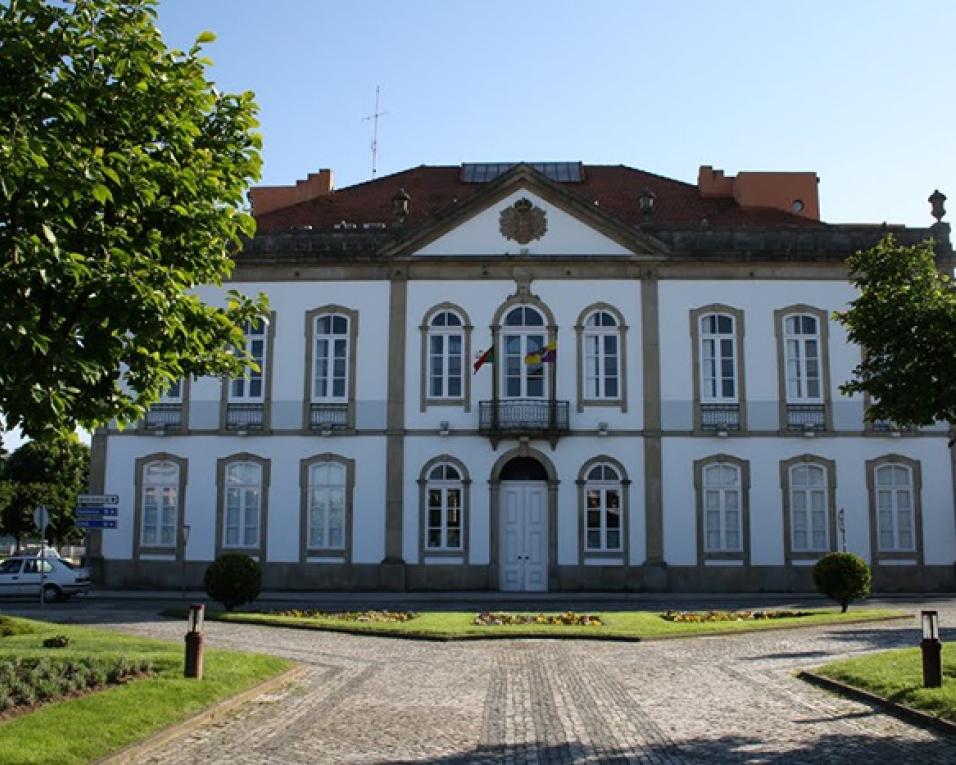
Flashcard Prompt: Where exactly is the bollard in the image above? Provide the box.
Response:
[920,610,942,688]
[184,603,205,679]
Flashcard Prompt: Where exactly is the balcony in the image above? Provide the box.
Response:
[479,399,570,448]
[144,403,183,431]
[225,403,264,431]
[309,402,350,432]
[699,403,740,433]
[786,403,826,432]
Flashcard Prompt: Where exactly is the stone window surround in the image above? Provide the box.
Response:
[298,452,356,563]
[774,304,832,432]
[302,305,359,432]
[779,454,837,563]
[861,391,917,435]
[214,452,271,561]
[866,453,924,564]
[490,291,558,400]
[693,453,751,565]
[417,454,471,562]
[576,455,630,563]
[488,445,559,591]
[218,311,278,432]
[419,303,473,413]
[133,452,188,561]
[689,304,747,433]
[136,377,192,434]
[575,302,629,413]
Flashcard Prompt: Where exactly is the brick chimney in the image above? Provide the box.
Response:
[698,165,820,220]
[249,169,334,217]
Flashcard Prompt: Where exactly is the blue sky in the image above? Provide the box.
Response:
[154,0,955,226]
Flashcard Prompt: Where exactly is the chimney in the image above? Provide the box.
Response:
[249,169,334,217]
[698,165,820,221]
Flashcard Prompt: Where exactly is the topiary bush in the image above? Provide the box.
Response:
[813,552,872,612]
[204,553,262,611]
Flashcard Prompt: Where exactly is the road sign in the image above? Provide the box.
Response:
[77,494,119,506]
[76,506,119,517]
[76,519,117,530]
[33,505,50,531]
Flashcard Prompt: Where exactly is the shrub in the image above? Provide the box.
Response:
[42,635,70,648]
[813,552,872,612]
[204,553,262,611]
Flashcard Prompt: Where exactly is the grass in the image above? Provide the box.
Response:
[178,607,908,641]
[814,647,956,724]
[0,615,291,765]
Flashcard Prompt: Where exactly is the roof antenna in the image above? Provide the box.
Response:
[362,85,389,179]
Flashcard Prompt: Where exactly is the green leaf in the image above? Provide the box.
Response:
[91,184,112,204]
[196,31,216,43]
[40,224,56,245]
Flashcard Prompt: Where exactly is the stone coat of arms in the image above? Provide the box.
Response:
[499,198,547,244]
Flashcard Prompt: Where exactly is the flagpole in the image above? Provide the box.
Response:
[491,332,499,432]
[548,334,556,434]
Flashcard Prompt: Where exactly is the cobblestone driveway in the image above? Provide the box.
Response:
[93,603,956,763]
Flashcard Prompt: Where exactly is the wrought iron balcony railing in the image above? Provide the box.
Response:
[479,399,570,445]
[786,403,826,432]
[144,403,183,431]
[225,403,264,431]
[700,403,740,432]
[309,402,350,431]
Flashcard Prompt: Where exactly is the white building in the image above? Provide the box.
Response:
[90,162,956,592]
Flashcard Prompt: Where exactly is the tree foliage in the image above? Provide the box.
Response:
[0,0,267,440]
[1,436,90,544]
[836,235,956,427]
[812,552,872,613]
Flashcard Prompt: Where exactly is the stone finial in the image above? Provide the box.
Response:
[392,188,411,223]
[639,187,656,218]
[929,189,946,222]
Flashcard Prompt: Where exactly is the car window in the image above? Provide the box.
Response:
[22,560,40,574]
[0,559,22,575]
[59,559,77,570]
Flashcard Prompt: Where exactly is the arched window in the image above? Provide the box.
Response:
[699,314,737,402]
[141,460,179,547]
[427,310,464,399]
[875,463,915,552]
[230,319,267,402]
[502,306,546,398]
[425,463,464,551]
[789,463,827,552]
[782,314,822,402]
[701,462,743,553]
[308,461,347,550]
[223,462,262,548]
[584,463,623,552]
[583,311,619,400]
[313,313,350,401]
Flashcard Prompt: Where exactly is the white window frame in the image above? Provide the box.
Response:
[223,462,262,549]
[789,463,828,552]
[308,461,347,550]
[161,379,183,403]
[141,460,179,548]
[230,319,267,402]
[702,463,743,553]
[312,313,350,403]
[501,306,547,399]
[583,463,623,553]
[583,311,620,401]
[424,463,464,551]
[427,311,465,400]
[699,313,737,403]
[783,313,823,403]
[875,463,916,552]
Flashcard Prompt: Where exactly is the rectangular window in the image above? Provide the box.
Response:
[231,320,266,402]
[876,465,915,552]
[141,461,179,547]
[700,315,736,402]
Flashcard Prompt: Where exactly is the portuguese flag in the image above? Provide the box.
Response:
[473,347,494,374]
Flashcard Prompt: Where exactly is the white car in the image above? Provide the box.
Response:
[0,555,92,601]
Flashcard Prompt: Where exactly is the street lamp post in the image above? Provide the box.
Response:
[920,610,942,688]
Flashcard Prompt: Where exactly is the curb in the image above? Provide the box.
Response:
[798,670,956,738]
[98,663,307,764]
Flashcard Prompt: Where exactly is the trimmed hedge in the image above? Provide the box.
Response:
[813,552,872,612]
[203,553,262,611]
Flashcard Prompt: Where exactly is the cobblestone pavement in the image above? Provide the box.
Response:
[73,602,956,763]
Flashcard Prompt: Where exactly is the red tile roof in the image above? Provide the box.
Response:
[254,164,825,232]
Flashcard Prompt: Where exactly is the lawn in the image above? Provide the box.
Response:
[814,646,956,724]
[0,615,291,765]
[190,607,907,641]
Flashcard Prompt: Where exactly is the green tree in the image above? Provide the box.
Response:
[1,437,90,546]
[836,235,956,427]
[0,0,267,441]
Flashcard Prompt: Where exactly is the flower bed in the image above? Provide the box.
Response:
[660,609,812,623]
[473,611,602,627]
[269,609,418,623]
[0,657,153,717]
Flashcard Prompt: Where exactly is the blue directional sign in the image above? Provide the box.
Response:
[76,506,119,517]
[76,519,117,530]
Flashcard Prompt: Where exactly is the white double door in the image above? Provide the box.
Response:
[499,481,548,591]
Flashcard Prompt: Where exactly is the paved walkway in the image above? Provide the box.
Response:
[69,600,956,764]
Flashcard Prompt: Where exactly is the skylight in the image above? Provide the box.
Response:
[460,162,584,183]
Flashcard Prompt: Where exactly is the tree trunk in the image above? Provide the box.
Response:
[841,602,848,613]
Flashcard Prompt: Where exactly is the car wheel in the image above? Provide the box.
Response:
[42,584,63,603]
